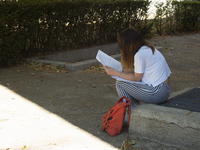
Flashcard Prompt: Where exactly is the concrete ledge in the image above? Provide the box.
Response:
[65,54,121,71]
[26,54,121,71]
[25,44,163,71]
[129,102,200,149]
[37,43,119,63]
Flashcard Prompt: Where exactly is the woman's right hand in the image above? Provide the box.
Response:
[103,65,119,76]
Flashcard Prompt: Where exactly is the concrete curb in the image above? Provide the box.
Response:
[26,53,121,71]
[65,54,121,71]
[129,88,200,150]
[25,45,163,71]
[25,43,120,71]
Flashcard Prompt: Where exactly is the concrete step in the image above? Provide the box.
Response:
[129,88,200,150]
[25,43,163,71]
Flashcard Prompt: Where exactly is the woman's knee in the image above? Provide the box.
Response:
[115,80,120,89]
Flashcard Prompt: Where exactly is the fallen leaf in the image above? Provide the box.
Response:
[31,73,35,75]
[186,112,192,115]
[78,80,82,83]
[120,139,134,149]
[49,97,53,99]
[22,145,26,149]
[92,84,96,88]
[6,83,10,86]
[11,89,19,92]
[128,140,136,145]
[84,65,106,74]
[40,75,46,77]
[121,140,126,149]
[28,62,70,73]
[17,70,25,72]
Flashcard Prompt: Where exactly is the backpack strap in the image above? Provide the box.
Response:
[121,97,131,132]
[117,97,131,132]
[102,106,114,131]
[127,102,131,132]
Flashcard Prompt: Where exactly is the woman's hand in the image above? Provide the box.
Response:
[103,65,119,76]
[103,65,144,82]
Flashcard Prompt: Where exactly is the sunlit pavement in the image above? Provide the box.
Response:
[0,85,117,150]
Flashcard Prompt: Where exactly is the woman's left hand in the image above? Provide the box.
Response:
[103,65,118,76]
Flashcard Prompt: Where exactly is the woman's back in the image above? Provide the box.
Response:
[134,46,171,87]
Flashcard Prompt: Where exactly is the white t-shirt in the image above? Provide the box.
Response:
[134,46,171,87]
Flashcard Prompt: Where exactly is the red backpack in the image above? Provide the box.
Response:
[102,97,131,136]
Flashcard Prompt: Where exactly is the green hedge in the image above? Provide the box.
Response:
[1,0,200,68]
[173,1,200,32]
[0,0,151,67]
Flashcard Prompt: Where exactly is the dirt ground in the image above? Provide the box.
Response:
[0,33,200,149]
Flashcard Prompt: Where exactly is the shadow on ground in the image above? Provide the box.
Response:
[0,33,200,149]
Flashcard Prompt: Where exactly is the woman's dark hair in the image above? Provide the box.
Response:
[118,27,155,71]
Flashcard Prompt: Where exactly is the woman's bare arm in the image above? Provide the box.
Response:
[103,66,143,82]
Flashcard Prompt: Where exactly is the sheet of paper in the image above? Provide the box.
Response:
[96,50,145,85]
[112,76,146,84]
[96,50,122,72]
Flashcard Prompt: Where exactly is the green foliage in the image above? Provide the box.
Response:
[153,0,200,35]
[153,0,175,35]
[0,0,151,67]
[172,1,200,32]
[154,1,165,35]
[1,0,199,67]
[164,0,174,35]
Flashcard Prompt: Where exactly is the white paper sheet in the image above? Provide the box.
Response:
[96,50,122,72]
[96,50,146,84]
[112,76,146,84]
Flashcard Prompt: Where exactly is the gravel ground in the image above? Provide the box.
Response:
[0,33,200,150]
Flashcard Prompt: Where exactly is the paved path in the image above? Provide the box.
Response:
[0,33,200,150]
